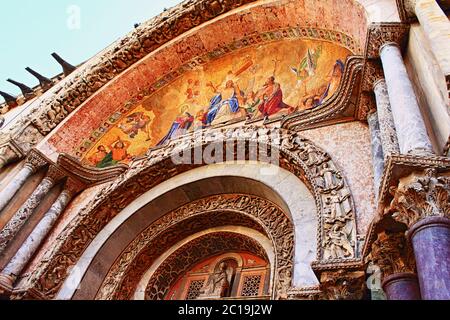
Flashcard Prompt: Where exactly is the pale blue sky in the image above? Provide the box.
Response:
[0,0,181,99]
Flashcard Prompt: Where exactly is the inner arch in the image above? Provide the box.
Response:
[57,161,319,300]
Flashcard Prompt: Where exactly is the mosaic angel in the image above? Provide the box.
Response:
[298,59,345,110]
[290,45,323,87]
[118,112,151,139]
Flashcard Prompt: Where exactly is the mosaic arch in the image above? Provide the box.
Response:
[94,195,292,300]
[163,251,270,300]
[17,127,359,300]
[78,38,351,168]
[145,234,271,300]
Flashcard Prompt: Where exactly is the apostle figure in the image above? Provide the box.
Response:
[256,76,291,118]
[88,145,108,167]
[96,137,131,168]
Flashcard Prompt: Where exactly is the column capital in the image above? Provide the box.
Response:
[365,23,410,59]
[361,59,385,92]
[319,270,366,300]
[46,164,68,184]
[24,148,50,173]
[0,140,23,170]
[367,231,416,279]
[64,177,87,198]
[387,168,450,228]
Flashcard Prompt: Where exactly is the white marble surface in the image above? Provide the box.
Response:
[380,44,434,155]
[0,165,34,213]
[2,190,72,277]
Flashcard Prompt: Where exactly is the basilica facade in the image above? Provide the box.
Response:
[0,0,449,300]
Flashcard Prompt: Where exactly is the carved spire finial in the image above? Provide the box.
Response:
[0,91,17,107]
[7,79,35,99]
[51,53,76,76]
[25,67,53,91]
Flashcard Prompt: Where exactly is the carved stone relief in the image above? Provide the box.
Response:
[386,168,450,228]
[13,126,358,299]
[367,231,415,278]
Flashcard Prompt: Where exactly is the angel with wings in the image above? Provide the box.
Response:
[289,45,323,88]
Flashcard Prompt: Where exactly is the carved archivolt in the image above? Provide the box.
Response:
[15,126,358,299]
[95,195,290,300]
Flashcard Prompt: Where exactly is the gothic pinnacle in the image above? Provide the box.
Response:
[6,79,35,99]
[51,53,76,76]
[25,67,53,91]
[0,91,18,107]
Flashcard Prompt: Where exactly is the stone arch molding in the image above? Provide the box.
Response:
[17,126,358,300]
[95,195,288,300]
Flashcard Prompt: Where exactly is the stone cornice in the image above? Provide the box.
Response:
[281,55,364,129]
[364,23,410,59]
[57,153,129,187]
[378,154,450,207]
[21,149,129,196]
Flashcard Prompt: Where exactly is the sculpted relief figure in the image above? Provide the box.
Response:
[316,163,344,191]
[323,224,354,260]
[324,190,352,224]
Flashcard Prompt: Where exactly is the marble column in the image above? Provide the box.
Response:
[408,216,450,300]
[0,164,36,213]
[0,188,74,288]
[379,43,434,155]
[415,0,450,79]
[382,272,421,300]
[367,112,385,196]
[0,176,55,255]
[373,79,401,157]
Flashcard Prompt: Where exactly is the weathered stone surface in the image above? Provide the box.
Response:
[380,43,434,155]
[373,79,401,157]
[367,112,385,196]
[382,272,421,300]
[409,217,450,300]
